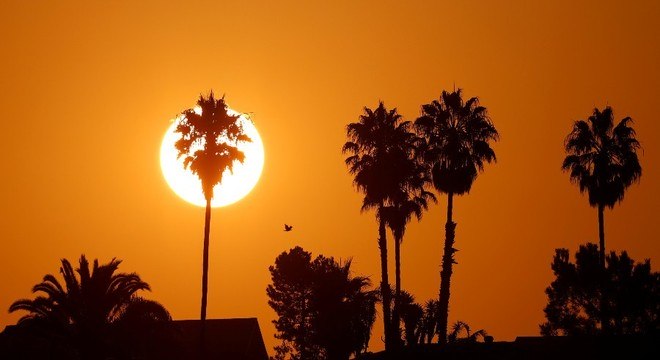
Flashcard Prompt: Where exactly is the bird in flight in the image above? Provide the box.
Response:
[284,224,293,232]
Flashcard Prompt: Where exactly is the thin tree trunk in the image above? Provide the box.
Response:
[437,192,456,345]
[598,204,605,268]
[597,203,609,334]
[200,199,212,358]
[393,233,402,348]
[378,208,392,352]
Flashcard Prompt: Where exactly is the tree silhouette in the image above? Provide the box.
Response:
[381,134,435,345]
[419,299,440,344]
[395,290,424,346]
[447,320,488,344]
[540,243,659,336]
[415,89,498,344]
[8,255,171,360]
[267,246,378,360]
[562,106,642,269]
[174,92,251,341]
[343,102,419,350]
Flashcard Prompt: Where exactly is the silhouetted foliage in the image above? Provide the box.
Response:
[383,291,441,347]
[174,91,251,337]
[562,106,642,269]
[415,89,498,344]
[447,321,488,344]
[267,247,378,360]
[540,243,660,336]
[382,158,435,346]
[343,102,421,350]
[7,255,172,360]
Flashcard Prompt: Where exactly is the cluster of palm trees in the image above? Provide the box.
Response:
[343,88,642,350]
[343,88,499,350]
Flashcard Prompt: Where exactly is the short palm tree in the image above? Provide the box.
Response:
[343,102,418,351]
[9,255,170,359]
[395,290,424,346]
[562,106,642,268]
[447,320,488,344]
[415,89,499,344]
[420,299,439,344]
[175,92,251,336]
[311,257,379,359]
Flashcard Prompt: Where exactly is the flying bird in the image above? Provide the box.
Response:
[284,224,293,232]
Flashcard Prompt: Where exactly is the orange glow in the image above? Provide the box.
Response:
[1,1,659,356]
[160,110,265,207]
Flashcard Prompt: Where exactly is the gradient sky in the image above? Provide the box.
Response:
[1,0,659,355]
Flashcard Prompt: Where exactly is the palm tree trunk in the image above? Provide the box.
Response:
[200,199,212,357]
[378,208,392,351]
[598,204,605,268]
[393,233,402,348]
[597,203,609,334]
[437,192,456,345]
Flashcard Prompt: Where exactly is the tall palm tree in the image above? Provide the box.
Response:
[562,106,642,268]
[9,255,170,359]
[343,102,417,351]
[382,168,435,343]
[175,92,251,338]
[415,89,499,344]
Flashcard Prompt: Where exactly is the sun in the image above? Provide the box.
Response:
[160,110,265,207]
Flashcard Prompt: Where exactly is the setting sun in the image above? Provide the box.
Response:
[159,110,265,207]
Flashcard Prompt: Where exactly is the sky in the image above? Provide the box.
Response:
[1,0,659,355]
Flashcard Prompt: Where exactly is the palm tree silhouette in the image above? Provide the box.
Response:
[343,102,417,351]
[415,89,499,344]
[174,92,251,340]
[9,255,170,359]
[447,320,488,344]
[562,106,642,268]
[382,167,435,343]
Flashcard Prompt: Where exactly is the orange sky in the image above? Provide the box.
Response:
[1,0,659,355]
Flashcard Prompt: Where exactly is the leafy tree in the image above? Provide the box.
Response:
[267,247,317,360]
[562,106,642,268]
[9,255,171,360]
[174,92,251,337]
[267,247,379,360]
[343,102,419,350]
[415,89,499,344]
[540,243,660,336]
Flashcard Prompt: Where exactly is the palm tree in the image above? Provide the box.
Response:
[395,290,424,346]
[343,102,418,351]
[415,89,499,344]
[9,255,170,359]
[420,299,439,344]
[562,106,642,268]
[382,169,435,343]
[175,92,251,338]
[447,320,488,344]
[310,257,380,359]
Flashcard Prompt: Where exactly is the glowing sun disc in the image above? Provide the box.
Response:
[160,111,264,207]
